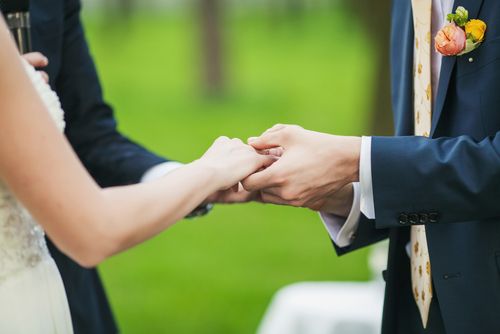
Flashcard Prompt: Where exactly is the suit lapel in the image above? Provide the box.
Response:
[392,0,415,136]
[431,0,485,135]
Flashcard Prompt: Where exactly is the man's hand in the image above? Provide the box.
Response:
[205,183,261,204]
[317,183,354,217]
[242,124,361,209]
[22,52,49,83]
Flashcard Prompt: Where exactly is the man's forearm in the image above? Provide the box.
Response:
[371,134,500,228]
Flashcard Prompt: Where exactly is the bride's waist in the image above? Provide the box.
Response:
[0,256,62,297]
[0,191,53,283]
[0,241,52,284]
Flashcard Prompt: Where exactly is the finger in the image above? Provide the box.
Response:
[212,187,260,204]
[247,124,287,144]
[232,138,244,144]
[264,124,287,134]
[22,52,49,68]
[256,147,284,157]
[242,165,279,191]
[267,147,284,157]
[260,192,290,206]
[248,128,289,151]
[255,153,279,173]
[39,71,49,83]
[260,186,283,198]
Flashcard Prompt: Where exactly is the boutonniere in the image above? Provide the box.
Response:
[434,6,487,56]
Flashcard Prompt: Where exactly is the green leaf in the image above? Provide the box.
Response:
[454,6,469,27]
[458,38,481,56]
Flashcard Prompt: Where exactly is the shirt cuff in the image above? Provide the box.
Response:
[360,136,376,219]
[141,162,184,183]
[319,182,361,248]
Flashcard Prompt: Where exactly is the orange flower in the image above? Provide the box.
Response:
[435,23,466,56]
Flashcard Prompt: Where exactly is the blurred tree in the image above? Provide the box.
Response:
[345,1,394,136]
[104,0,134,20]
[285,0,304,17]
[117,0,134,19]
[199,0,225,96]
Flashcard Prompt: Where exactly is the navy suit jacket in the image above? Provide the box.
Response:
[335,0,500,333]
[30,1,167,333]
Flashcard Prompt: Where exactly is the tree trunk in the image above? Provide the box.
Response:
[199,0,224,96]
[118,0,133,18]
[346,1,394,136]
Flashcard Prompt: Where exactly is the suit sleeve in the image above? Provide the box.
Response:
[371,133,500,228]
[56,0,167,187]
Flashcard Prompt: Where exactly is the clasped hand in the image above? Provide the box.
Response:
[202,125,361,217]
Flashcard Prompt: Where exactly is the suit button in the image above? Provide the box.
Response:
[409,213,419,225]
[419,213,429,224]
[399,213,408,225]
[429,212,439,223]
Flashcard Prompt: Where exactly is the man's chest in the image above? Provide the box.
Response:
[30,0,64,83]
[392,0,500,138]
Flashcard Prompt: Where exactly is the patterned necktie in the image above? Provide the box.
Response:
[411,0,433,328]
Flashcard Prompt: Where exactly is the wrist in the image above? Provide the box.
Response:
[344,136,361,183]
[187,159,222,194]
[320,183,354,218]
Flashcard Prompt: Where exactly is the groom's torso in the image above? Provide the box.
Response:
[388,0,500,333]
[30,0,64,84]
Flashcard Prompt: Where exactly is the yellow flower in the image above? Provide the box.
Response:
[465,19,487,43]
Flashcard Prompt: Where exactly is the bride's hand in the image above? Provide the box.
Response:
[22,52,49,83]
[196,136,277,191]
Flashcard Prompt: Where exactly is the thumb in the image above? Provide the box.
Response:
[248,127,290,151]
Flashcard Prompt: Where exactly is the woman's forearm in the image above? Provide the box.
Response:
[64,161,220,267]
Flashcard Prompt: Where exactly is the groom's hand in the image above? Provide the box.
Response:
[242,124,361,209]
[205,184,261,204]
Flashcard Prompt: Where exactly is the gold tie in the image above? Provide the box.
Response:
[411,0,433,328]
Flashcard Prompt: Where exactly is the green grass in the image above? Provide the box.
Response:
[83,6,377,333]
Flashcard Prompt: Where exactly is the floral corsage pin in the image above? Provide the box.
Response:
[434,6,487,56]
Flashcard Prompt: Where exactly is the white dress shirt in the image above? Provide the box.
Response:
[141,161,184,183]
[321,0,454,244]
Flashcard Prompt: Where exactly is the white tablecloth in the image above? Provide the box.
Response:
[257,281,384,334]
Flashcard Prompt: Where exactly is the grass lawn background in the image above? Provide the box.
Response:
[82,5,378,333]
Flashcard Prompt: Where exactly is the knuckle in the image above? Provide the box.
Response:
[216,136,229,142]
[281,126,294,138]
[241,179,253,191]
[273,171,287,186]
[280,189,297,202]
[274,176,286,187]
[288,125,301,134]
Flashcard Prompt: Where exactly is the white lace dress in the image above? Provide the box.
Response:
[0,62,74,333]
